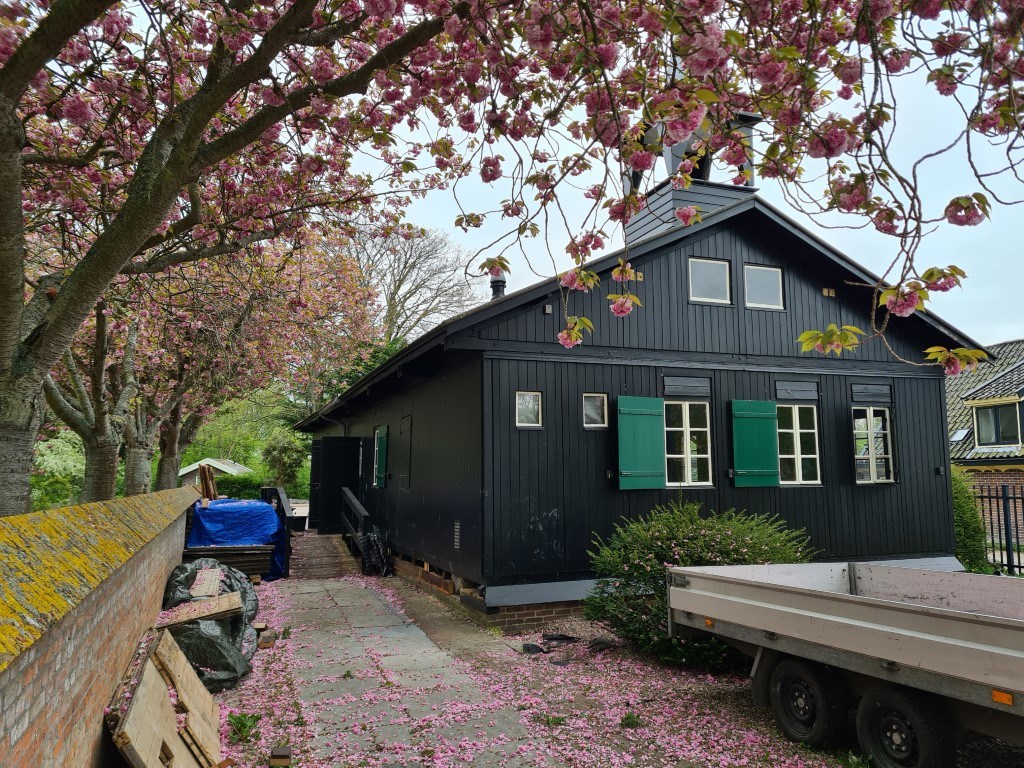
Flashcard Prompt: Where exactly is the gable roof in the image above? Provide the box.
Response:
[178,458,253,477]
[947,339,1024,462]
[964,359,1024,401]
[298,193,985,432]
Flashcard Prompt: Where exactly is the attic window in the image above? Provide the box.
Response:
[950,428,970,442]
[744,265,784,309]
[688,258,730,304]
[976,404,1019,446]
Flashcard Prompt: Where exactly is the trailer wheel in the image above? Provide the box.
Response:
[855,687,955,768]
[769,659,848,747]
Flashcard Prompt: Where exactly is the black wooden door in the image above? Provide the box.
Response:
[309,438,322,529]
[315,436,362,535]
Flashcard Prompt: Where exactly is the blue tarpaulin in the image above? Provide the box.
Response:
[186,499,288,580]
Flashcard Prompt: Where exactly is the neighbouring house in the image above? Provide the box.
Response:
[946,339,1024,491]
[178,458,253,488]
[297,145,980,623]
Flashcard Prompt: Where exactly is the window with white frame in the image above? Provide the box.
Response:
[515,391,542,428]
[583,393,608,428]
[744,265,784,309]
[665,401,712,485]
[853,407,894,483]
[777,405,820,484]
[688,258,730,304]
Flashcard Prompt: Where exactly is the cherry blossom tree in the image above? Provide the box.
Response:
[0,0,1020,514]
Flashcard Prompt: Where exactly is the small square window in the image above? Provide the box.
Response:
[583,393,608,428]
[688,258,730,304]
[516,391,542,428]
[745,265,784,309]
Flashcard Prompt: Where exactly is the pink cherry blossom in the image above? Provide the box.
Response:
[610,296,634,316]
[558,329,582,348]
[886,290,921,317]
[674,206,698,226]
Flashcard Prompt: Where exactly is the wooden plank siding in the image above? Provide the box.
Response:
[336,359,484,583]
[482,357,953,586]
[474,214,934,364]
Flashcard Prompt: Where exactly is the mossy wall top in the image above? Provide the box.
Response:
[0,487,199,672]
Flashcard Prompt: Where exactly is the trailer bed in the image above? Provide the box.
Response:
[667,562,1024,717]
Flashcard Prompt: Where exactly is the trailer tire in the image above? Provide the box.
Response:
[769,659,848,747]
[855,686,955,768]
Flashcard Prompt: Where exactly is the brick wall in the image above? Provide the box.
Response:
[0,487,198,768]
[393,559,583,632]
[484,601,582,633]
[962,468,1024,556]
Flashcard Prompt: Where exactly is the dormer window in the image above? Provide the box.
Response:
[975,403,1020,446]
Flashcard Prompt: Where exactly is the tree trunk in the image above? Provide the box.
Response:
[0,384,44,516]
[80,437,120,502]
[155,405,183,491]
[155,451,181,491]
[123,444,155,496]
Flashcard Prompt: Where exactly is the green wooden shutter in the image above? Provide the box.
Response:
[375,426,389,487]
[732,400,779,487]
[617,396,666,490]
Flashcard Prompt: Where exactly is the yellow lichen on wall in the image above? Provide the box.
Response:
[0,486,199,672]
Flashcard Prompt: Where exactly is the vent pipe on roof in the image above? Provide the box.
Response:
[490,270,506,300]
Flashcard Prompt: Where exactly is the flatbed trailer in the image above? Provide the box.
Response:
[666,562,1024,768]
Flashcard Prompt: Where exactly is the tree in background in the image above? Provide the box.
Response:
[30,430,85,510]
[261,429,309,488]
[0,0,1019,513]
[42,303,138,501]
[351,226,484,343]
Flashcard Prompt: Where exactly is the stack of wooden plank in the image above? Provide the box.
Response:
[198,463,218,500]
[181,545,274,579]
[106,630,221,768]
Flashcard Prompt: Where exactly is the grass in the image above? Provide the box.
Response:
[620,712,642,728]
[227,712,261,744]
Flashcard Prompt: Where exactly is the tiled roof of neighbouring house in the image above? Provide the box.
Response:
[947,339,1024,461]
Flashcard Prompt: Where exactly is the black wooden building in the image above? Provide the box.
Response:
[297,177,979,610]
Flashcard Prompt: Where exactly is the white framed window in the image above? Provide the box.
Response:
[853,407,894,483]
[515,391,542,428]
[777,405,820,484]
[745,265,784,309]
[583,393,608,428]
[665,401,712,486]
[688,258,730,304]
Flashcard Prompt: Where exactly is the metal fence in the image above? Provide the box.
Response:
[974,484,1022,574]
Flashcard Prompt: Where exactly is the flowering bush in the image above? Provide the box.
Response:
[583,501,811,669]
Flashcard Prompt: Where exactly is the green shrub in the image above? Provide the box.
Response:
[583,501,812,668]
[215,472,265,500]
[951,466,990,573]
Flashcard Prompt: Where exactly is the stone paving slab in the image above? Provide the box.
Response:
[275,578,534,766]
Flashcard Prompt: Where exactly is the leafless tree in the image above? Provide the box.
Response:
[352,228,486,343]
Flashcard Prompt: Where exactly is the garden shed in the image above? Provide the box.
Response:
[298,175,980,616]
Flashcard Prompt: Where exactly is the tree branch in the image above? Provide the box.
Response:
[194,12,450,172]
[0,0,116,103]
[43,374,93,439]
